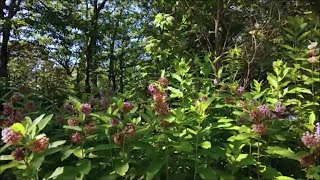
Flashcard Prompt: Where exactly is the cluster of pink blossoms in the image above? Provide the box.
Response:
[29,136,49,153]
[112,123,136,144]
[307,42,319,64]
[80,103,91,114]
[123,102,134,113]
[1,128,23,145]
[148,77,170,115]
[301,123,320,148]
[250,104,272,135]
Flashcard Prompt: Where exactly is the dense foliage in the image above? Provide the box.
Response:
[1,0,319,179]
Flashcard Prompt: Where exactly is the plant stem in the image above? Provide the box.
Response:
[193,125,200,180]
[257,137,261,180]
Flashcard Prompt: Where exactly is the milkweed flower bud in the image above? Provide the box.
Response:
[301,131,319,148]
[67,118,79,126]
[80,103,91,114]
[158,77,168,87]
[11,148,25,161]
[236,86,245,95]
[11,93,22,103]
[63,103,74,112]
[3,103,13,115]
[123,123,136,137]
[252,123,266,135]
[274,103,285,113]
[213,78,219,85]
[71,132,83,144]
[29,136,49,153]
[123,102,133,113]
[299,154,315,167]
[148,84,159,94]
[1,128,23,145]
[25,100,36,112]
[308,56,316,64]
[109,119,119,127]
[113,132,124,144]
[84,123,96,135]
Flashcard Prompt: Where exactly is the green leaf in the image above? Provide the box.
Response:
[73,148,85,158]
[265,146,296,160]
[37,114,53,133]
[267,73,278,89]
[85,144,119,153]
[10,123,26,135]
[0,162,20,174]
[288,87,312,94]
[77,159,91,175]
[201,141,211,149]
[115,161,129,176]
[167,87,183,98]
[61,146,76,161]
[49,140,67,148]
[172,142,193,152]
[276,176,295,180]
[46,167,64,180]
[29,114,45,131]
[163,114,175,123]
[0,155,14,161]
[309,112,316,124]
[63,125,82,131]
[146,157,165,180]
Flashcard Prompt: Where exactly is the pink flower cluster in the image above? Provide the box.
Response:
[274,102,286,113]
[307,42,318,64]
[236,86,245,95]
[148,77,170,115]
[11,148,25,161]
[80,103,91,114]
[252,123,266,135]
[1,128,23,145]
[123,102,134,113]
[250,104,271,122]
[112,123,136,144]
[64,103,74,112]
[11,93,22,103]
[29,136,49,153]
[71,132,83,144]
[67,118,79,126]
[301,123,320,148]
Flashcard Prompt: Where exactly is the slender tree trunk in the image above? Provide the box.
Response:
[84,0,107,93]
[0,29,10,78]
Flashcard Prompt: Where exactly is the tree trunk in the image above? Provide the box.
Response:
[0,29,10,78]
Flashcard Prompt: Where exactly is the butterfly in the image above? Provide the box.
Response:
[271,104,297,121]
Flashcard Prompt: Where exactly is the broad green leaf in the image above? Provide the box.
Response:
[201,141,211,149]
[0,162,20,174]
[0,155,14,161]
[168,87,183,98]
[276,176,295,180]
[288,87,312,94]
[61,147,76,161]
[77,159,91,175]
[267,73,278,89]
[115,161,129,176]
[10,123,26,135]
[46,167,64,180]
[73,148,85,158]
[309,112,316,124]
[265,146,296,159]
[29,114,45,131]
[37,114,53,133]
[49,140,67,148]
[172,142,193,152]
[63,125,82,131]
[146,157,165,180]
